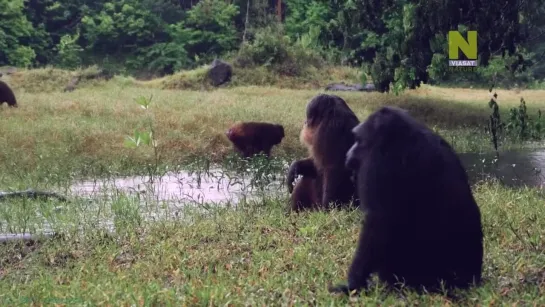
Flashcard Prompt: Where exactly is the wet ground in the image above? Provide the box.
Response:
[67,148,545,205]
[2,148,545,239]
[460,148,545,188]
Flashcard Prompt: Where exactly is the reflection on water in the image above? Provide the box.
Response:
[460,148,545,188]
[66,148,545,207]
[0,168,286,237]
[69,168,285,205]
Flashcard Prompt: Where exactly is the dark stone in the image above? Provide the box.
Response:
[0,189,68,202]
[207,59,233,86]
[325,82,377,92]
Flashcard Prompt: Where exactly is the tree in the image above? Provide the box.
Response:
[355,0,545,93]
[0,0,37,67]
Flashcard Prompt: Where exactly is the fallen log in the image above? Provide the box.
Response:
[0,189,68,202]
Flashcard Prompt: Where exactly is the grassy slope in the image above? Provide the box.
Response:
[0,67,545,305]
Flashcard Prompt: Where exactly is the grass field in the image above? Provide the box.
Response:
[1,67,545,305]
[2,66,544,182]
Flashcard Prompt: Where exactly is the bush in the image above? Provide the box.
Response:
[7,46,36,68]
[234,24,325,77]
[55,33,83,69]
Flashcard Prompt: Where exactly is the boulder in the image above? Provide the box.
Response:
[207,59,232,86]
[325,82,377,92]
[363,83,376,92]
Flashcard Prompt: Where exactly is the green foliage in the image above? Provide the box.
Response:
[183,0,240,60]
[284,0,331,42]
[80,0,166,54]
[284,0,371,65]
[486,90,545,154]
[235,24,324,77]
[237,25,292,67]
[55,32,83,69]
[111,195,143,235]
[487,90,502,153]
[124,130,153,149]
[7,46,36,68]
[79,0,240,74]
[505,98,545,141]
[0,0,543,86]
[124,95,161,179]
[285,0,545,92]
[135,24,191,74]
[435,50,542,89]
[0,0,36,67]
[124,95,157,149]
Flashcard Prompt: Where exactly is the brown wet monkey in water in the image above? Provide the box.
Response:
[0,80,17,107]
[329,106,483,296]
[286,94,360,212]
[225,121,285,158]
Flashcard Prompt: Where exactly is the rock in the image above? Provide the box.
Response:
[207,59,232,87]
[325,83,357,91]
[0,189,68,202]
[83,69,114,81]
[325,82,377,92]
[63,68,113,92]
[363,83,376,92]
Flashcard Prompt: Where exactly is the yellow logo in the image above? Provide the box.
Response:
[448,31,478,67]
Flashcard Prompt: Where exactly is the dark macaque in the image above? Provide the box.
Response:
[329,106,483,295]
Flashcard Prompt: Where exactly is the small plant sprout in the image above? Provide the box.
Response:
[124,95,161,181]
[124,130,154,149]
[135,94,153,110]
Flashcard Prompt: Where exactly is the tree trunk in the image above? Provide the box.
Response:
[242,0,250,43]
[276,0,282,22]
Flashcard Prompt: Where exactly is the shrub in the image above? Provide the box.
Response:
[234,24,325,77]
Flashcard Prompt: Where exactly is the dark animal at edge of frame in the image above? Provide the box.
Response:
[0,80,18,107]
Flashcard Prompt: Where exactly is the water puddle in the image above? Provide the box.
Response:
[460,148,545,188]
[4,149,545,240]
[65,148,545,208]
[68,168,285,205]
[0,168,287,239]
